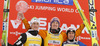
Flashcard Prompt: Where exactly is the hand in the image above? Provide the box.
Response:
[1,39,4,45]
[96,36,99,41]
[17,12,25,20]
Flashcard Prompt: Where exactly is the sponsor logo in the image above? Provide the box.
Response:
[77,36,90,40]
[10,31,22,36]
[31,0,73,5]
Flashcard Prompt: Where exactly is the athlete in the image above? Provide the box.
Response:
[62,27,87,46]
[1,17,44,46]
[18,12,85,46]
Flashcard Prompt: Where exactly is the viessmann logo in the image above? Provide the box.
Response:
[31,0,73,5]
[10,18,90,34]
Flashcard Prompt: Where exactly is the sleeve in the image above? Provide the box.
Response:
[13,33,27,46]
[41,38,44,46]
[62,43,63,46]
[22,18,31,30]
[75,23,85,37]
[78,41,87,46]
[61,32,68,42]
[38,30,47,39]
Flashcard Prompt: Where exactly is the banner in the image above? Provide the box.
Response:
[0,0,100,46]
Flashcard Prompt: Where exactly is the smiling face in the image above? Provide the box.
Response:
[31,22,39,30]
[51,21,59,29]
[68,31,75,40]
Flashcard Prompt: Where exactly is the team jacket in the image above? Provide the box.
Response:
[62,40,87,46]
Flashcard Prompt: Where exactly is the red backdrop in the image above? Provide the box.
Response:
[0,0,4,45]
[0,0,100,46]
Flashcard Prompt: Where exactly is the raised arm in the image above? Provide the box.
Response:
[75,23,85,37]
[18,12,31,30]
